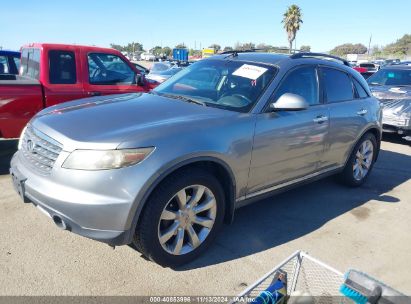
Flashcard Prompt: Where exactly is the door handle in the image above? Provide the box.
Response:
[88,92,102,96]
[313,115,329,124]
[357,109,368,116]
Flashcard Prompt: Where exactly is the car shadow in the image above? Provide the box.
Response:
[171,148,410,270]
[382,133,411,146]
[0,140,17,175]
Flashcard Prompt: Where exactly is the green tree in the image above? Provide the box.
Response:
[162,47,172,57]
[256,43,273,51]
[282,4,303,54]
[300,45,311,52]
[383,34,411,56]
[223,46,233,52]
[150,46,163,56]
[371,45,383,58]
[110,42,143,53]
[175,43,187,49]
[241,42,256,50]
[110,43,123,51]
[209,44,221,52]
[189,49,202,56]
[330,43,367,56]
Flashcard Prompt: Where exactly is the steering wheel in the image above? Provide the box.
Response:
[91,67,106,80]
[218,93,252,107]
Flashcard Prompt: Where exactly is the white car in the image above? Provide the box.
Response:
[141,53,156,61]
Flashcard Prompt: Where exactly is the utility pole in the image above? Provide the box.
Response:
[367,34,372,59]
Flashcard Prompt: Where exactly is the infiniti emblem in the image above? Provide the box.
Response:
[26,139,35,152]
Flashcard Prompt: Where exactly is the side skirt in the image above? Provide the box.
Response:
[235,166,343,209]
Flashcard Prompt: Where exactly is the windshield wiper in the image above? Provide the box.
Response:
[161,93,207,106]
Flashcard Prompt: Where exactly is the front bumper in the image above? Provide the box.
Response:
[9,151,148,245]
[382,114,411,135]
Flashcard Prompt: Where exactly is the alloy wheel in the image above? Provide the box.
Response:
[157,185,217,255]
[353,139,374,181]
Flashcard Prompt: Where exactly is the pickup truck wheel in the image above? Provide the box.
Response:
[339,133,377,187]
[133,169,225,267]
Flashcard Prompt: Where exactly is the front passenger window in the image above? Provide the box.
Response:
[273,66,319,106]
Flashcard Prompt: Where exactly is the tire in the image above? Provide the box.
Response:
[133,168,225,267]
[339,132,377,187]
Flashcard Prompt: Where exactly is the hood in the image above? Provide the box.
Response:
[32,93,234,151]
[370,85,411,100]
[369,85,411,117]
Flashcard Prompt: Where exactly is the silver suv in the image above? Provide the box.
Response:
[10,52,382,267]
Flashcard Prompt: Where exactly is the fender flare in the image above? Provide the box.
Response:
[123,155,237,244]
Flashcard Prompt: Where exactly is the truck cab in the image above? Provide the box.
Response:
[0,43,150,139]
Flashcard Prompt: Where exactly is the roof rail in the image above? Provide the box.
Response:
[290,52,350,67]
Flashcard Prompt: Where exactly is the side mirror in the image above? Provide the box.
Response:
[135,73,145,86]
[270,93,309,111]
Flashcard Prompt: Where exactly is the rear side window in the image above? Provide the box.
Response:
[0,56,8,74]
[20,48,40,79]
[321,68,354,103]
[49,50,76,84]
[273,65,319,106]
[353,78,369,98]
[88,53,135,85]
[13,57,20,72]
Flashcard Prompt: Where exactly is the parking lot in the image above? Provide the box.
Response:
[0,136,410,296]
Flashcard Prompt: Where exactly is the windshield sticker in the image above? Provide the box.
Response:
[232,64,268,80]
[387,72,395,78]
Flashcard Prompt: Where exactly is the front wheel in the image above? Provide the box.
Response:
[339,133,377,187]
[133,169,225,267]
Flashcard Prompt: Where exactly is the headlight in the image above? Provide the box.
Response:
[18,125,28,150]
[62,148,154,170]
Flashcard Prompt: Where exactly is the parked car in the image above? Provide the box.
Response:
[353,66,374,79]
[397,61,411,66]
[0,50,20,78]
[10,52,381,267]
[141,53,156,61]
[146,67,182,84]
[358,62,379,73]
[146,62,182,84]
[0,43,150,139]
[367,65,411,138]
[383,59,401,66]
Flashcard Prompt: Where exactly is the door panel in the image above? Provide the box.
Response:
[319,67,370,167]
[43,48,87,107]
[83,51,145,96]
[247,106,329,194]
[323,99,371,167]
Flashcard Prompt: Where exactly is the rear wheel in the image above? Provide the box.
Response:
[339,133,377,186]
[133,169,225,267]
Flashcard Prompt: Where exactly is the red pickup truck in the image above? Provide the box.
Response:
[0,43,151,139]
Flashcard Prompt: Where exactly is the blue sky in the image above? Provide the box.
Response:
[1,0,410,52]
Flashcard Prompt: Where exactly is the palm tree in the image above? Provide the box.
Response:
[282,5,303,54]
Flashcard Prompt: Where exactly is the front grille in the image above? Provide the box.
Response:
[21,126,63,174]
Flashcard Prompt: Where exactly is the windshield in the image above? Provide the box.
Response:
[153,59,277,112]
[367,68,411,86]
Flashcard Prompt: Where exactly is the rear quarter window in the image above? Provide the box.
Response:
[20,48,40,79]
[353,78,369,98]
